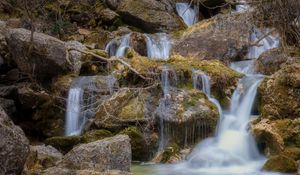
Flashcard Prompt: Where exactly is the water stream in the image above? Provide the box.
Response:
[176,3,199,26]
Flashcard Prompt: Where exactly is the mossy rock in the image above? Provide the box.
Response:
[119,126,149,161]
[82,130,113,143]
[45,136,82,154]
[160,144,180,163]
[283,147,300,161]
[263,155,298,173]
[119,96,145,120]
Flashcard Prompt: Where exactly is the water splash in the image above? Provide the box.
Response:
[176,3,199,26]
[105,33,131,57]
[65,76,116,136]
[145,33,171,60]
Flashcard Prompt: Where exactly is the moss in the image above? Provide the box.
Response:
[45,136,82,154]
[161,144,180,163]
[82,130,113,143]
[119,126,148,161]
[119,96,145,120]
[283,147,300,161]
[263,155,297,173]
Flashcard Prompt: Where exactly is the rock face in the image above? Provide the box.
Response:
[255,48,288,75]
[173,13,251,61]
[110,0,185,32]
[0,106,29,175]
[5,28,84,83]
[63,135,131,172]
[263,155,298,173]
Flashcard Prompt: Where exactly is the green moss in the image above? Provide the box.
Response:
[119,126,148,161]
[161,144,180,163]
[45,136,82,154]
[284,147,300,161]
[119,97,145,120]
[263,155,297,173]
[82,130,113,143]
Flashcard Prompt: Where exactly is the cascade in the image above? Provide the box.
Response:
[236,0,250,12]
[65,76,116,136]
[145,33,171,60]
[156,66,178,150]
[106,33,171,60]
[176,3,199,26]
[105,33,131,58]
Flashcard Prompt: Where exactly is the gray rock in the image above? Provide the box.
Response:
[5,28,84,83]
[63,135,131,172]
[0,97,16,116]
[0,106,29,174]
[113,0,185,32]
[40,168,132,175]
[173,13,252,61]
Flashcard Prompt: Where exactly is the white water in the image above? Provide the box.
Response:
[145,33,171,60]
[176,3,199,26]
[247,28,280,59]
[65,76,116,136]
[235,0,250,12]
[105,33,131,57]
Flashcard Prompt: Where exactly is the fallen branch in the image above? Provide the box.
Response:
[66,48,151,80]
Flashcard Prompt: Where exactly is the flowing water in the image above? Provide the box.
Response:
[105,33,131,57]
[235,0,250,12]
[65,76,116,136]
[176,3,199,26]
[145,33,171,60]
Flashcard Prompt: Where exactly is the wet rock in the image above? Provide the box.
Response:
[255,48,288,75]
[263,155,297,173]
[0,106,29,175]
[5,28,85,84]
[0,97,16,117]
[0,85,17,98]
[45,136,82,154]
[173,13,251,62]
[63,135,131,172]
[155,89,219,147]
[113,0,185,32]
[129,32,147,56]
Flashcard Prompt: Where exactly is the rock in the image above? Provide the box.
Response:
[258,62,300,120]
[173,13,251,62]
[25,145,63,172]
[99,8,120,24]
[39,168,132,175]
[5,28,84,83]
[113,0,185,32]
[63,135,131,172]
[129,32,147,56]
[45,136,82,154]
[255,48,288,75]
[82,130,113,143]
[155,89,219,147]
[263,155,297,173]
[0,97,16,117]
[119,127,150,161]
[0,106,30,174]
[0,85,17,98]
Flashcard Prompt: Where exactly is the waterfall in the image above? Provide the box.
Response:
[176,3,199,26]
[65,76,116,136]
[105,33,131,57]
[157,66,178,150]
[247,28,279,59]
[192,70,222,117]
[145,33,171,60]
[236,0,250,12]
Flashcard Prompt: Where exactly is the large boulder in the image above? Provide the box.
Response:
[255,48,288,75]
[110,0,185,32]
[63,135,131,172]
[172,13,252,62]
[258,61,300,120]
[263,155,298,173]
[5,28,85,84]
[0,106,30,174]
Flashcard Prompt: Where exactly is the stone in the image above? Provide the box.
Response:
[0,106,30,174]
[82,129,113,143]
[63,135,131,172]
[255,48,288,75]
[45,136,82,154]
[0,97,16,117]
[173,12,252,62]
[25,145,63,172]
[5,28,84,83]
[263,155,297,173]
[113,0,185,32]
